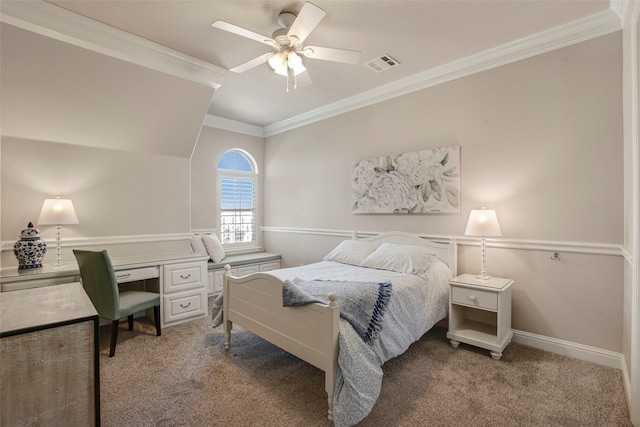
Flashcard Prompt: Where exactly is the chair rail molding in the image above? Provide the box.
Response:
[1,233,192,253]
[261,226,624,258]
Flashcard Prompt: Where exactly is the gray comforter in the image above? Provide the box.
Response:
[271,260,452,426]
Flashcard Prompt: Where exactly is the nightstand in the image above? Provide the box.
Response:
[447,273,513,360]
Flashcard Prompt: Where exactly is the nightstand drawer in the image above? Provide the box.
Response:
[451,286,497,310]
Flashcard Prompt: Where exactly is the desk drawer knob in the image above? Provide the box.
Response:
[469,295,477,302]
[180,302,192,309]
[180,274,191,280]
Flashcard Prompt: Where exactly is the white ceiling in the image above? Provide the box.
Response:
[32,1,616,130]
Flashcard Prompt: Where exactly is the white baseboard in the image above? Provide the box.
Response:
[512,329,623,369]
[620,354,634,417]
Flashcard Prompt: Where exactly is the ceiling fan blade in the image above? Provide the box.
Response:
[212,20,274,47]
[301,46,361,64]
[287,2,326,44]
[230,53,271,73]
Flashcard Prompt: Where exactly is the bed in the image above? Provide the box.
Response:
[214,231,457,426]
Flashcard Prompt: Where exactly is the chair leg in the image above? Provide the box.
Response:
[154,305,161,336]
[128,315,134,331]
[109,320,119,357]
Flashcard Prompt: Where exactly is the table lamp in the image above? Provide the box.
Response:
[465,207,501,281]
[38,197,79,267]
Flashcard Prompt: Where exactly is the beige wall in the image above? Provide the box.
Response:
[0,138,192,265]
[0,23,214,266]
[1,24,213,158]
[263,32,624,352]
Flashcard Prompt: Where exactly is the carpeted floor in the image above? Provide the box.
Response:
[98,304,631,427]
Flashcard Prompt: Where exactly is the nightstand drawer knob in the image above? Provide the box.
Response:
[469,295,477,302]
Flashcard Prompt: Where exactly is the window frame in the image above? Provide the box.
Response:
[217,149,259,252]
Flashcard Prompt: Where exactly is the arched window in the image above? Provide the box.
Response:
[217,149,258,248]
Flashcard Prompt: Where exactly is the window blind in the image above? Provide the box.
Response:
[220,176,256,245]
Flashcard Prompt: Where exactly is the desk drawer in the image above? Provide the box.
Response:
[115,267,159,283]
[163,262,204,293]
[451,286,497,310]
[162,290,206,325]
[2,275,80,292]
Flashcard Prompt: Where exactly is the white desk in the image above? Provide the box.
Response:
[0,252,210,328]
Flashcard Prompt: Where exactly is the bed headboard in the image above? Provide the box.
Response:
[358,231,457,276]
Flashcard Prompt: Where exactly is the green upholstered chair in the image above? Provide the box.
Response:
[73,249,161,357]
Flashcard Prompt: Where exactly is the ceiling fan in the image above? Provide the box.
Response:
[212,2,361,91]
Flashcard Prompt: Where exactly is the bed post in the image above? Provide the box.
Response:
[223,264,233,350]
[325,292,339,421]
[449,237,458,276]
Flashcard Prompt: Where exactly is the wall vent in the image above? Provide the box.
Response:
[365,54,400,73]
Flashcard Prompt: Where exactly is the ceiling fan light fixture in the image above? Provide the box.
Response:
[287,51,306,76]
[291,62,306,76]
[287,51,302,68]
[273,67,288,76]
[270,50,306,76]
[268,52,287,73]
[214,1,362,90]
[273,63,306,77]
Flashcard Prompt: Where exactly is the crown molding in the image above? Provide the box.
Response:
[263,8,622,137]
[202,115,265,138]
[609,0,635,26]
[3,1,622,137]
[610,0,625,22]
[0,0,227,89]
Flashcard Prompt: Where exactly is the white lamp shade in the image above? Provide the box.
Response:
[465,209,501,237]
[38,198,79,225]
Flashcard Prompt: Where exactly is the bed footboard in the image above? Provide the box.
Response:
[223,265,340,420]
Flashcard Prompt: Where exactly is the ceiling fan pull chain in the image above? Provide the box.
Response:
[286,69,290,93]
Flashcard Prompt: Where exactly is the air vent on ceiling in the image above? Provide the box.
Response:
[365,54,400,73]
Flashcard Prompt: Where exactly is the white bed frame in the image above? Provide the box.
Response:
[222,231,457,420]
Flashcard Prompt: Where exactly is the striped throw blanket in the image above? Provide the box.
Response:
[282,278,392,345]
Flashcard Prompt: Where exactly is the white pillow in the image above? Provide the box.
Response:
[360,242,436,275]
[323,240,381,266]
[202,234,225,263]
[190,235,208,257]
